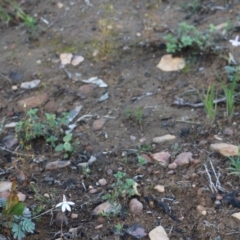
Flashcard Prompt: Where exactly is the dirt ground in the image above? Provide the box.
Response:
[1,0,240,239]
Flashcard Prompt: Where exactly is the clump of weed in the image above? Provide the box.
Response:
[102,171,136,203]
[15,108,78,158]
[0,0,37,34]
[228,149,240,176]
[125,107,143,127]
[163,22,216,53]
[0,181,35,240]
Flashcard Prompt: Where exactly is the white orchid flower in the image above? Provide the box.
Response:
[56,194,75,212]
[229,36,240,46]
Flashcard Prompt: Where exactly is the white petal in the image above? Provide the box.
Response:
[66,201,75,205]
[65,203,71,212]
[61,203,67,212]
[56,202,63,208]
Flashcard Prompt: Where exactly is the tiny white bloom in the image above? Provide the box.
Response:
[229,36,240,46]
[56,194,75,212]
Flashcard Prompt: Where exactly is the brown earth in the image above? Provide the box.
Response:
[1,0,240,239]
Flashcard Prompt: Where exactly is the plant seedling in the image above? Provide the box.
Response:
[201,85,217,124]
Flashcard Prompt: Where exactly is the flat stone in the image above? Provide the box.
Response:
[17,93,49,111]
[78,84,97,96]
[210,143,239,156]
[154,185,165,193]
[45,160,71,170]
[92,118,107,131]
[232,212,240,221]
[129,198,143,215]
[149,226,169,240]
[173,152,193,166]
[92,201,121,215]
[150,152,171,167]
[153,134,176,143]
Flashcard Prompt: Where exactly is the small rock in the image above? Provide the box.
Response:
[174,152,193,166]
[232,212,240,221]
[45,160,71,170]
[71,55,84,66]
[89,188,98,194]
[78,84,97,96]
[60,53,73,65]
[55,211,68,227]
[92,201,121,215]
[129,198,143,215]
[77,162,88,168]
[44,193,50,198]
[44,100,58,112]
[149,226,169,240]
[223,127,233,136]
[71,213,78,219]
[199,140,208,145]
[152,134,176,143]
[197,205,207,215]
[12,85,18,90]
[17,93,49,111]
[210,143,239,157]
[15,170,26,184]
[97,217,105,224]
[95,224,103,229]
[130,135,136,141]
[167,170,175,175]
[20,79,41,89]
[168,162,177,169]
[214,135,223,141]
[92,118,107,131]
[150,152,171,167]
[98,178,107,186]
[154,185,165,193]
[141,154,153,163]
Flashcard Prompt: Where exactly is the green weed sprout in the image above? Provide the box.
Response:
[16,108,77,158]
[227,148,240,176]
[222,78,236,121]
[202,85,217,124]
[137,155,147,166]
[0,0,37,31]
[0,181,35,240]
[163,22,215,53]
[102,171,135,203]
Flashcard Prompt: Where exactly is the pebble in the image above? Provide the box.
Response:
[92,118,107,131]
[197,205,207,215]
[168,162,177,169]
[173,152,193,166]
[78,84,97,96]
[149,226,169,240]
[129,198,143,215]
[210,143,238,157]
[232,212,240,221]
[150,151,171,167]
[71,213,78,219]
[45,160,71,170]
[95,224,103,229]
[44,193,50,198]
[154,185,165,193]
[17,93,49,111]
[152,134,176,143]
[98,178,107,186]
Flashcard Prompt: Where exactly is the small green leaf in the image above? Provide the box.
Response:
[64,142,72,151]
[63,133,72,142]
[55,144,64,151]
[8,202,25,216]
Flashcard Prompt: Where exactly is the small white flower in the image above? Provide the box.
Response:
[56,194,75,212]
[229,36,240,46]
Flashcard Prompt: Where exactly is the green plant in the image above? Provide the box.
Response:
[181,0,201,15]
[228,152,240,176]
[125,107,143,126]
[15,108,77,158]
[201,85,217,124]
[0,0,37,31]
[222,78,236,121]
[225,65,240,82]
[137,144,152,153]
[0,181,35,240]
[137,155,147,166]
[163,22,215,53]
[102,171,135,203]
[82,166,91,176]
